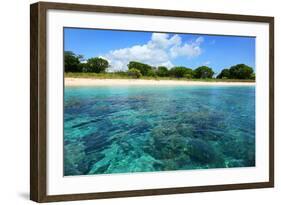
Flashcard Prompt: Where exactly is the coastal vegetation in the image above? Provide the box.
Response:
[64,51,255,81]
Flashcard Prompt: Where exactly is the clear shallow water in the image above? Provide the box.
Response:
[64,85,255,176]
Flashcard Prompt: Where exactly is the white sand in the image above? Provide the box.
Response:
[65,78,255,87]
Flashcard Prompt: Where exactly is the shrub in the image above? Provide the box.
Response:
[147,69,157,77]
[217,68,230,79]
[84,57,109,73]
[193,66,214,78]
[64,51,83,72]
[127,68,142,78]
[128,61,152,76]
[217,64,254,79]
[156,66,169,77]
[250,73,256,80]
[184,73,193,79]
[229,64,254,79]
[169,66,193,78]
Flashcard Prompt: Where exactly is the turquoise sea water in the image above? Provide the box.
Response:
[64,85,255,176]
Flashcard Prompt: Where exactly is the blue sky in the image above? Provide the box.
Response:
[64,28,255,75]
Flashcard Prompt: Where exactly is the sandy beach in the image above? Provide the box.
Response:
[65,78,255,87]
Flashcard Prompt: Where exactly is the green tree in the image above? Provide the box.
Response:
[128,61,152,76]
[156,66,169,77]
[147,69,157,77]
[228,64,254,79]
[78,62,87,72]
[64,51,83,72]
[217,68,230,79]
[127,68,142,78]
[169,66,193,78]
[250,73,256,80]
[184,73,193,79]
[84,57,109,73]
[193,66,214,78]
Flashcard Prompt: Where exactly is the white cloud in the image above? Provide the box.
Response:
[170,44,201,58]
[102,33,203,72]
[148,33,181,49]
[196,36,204,44]
[170,36,204,58]
[203,61,211,65]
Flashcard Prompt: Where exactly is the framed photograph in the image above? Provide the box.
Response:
[30,1,274,202]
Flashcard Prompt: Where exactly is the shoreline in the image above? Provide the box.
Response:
[65,78,255,87]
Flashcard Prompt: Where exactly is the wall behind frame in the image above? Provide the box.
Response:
[0,0,279,204]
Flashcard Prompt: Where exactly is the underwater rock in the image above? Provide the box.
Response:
[64,157,82,176]
[149,126,192,163]
[63,139,71,146]
[77,153,105,174]
[64,86,255,175]
[226,159,245,167]
[128,121,152,134]
[71,118,102,128]
[220,134,255,166]
[64,142,86,176]
[94,163,110,174]
[182,110,227,141]
[176,123,194,138]
[128,155,161,172]
[186,138,217,164]
[83,132,111,154]
[153,160,165,171]
[118,140,135,155]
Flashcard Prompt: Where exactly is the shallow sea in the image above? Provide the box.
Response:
[64,85,255,176]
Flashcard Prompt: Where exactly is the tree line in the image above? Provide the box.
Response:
[64,51,255,80]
